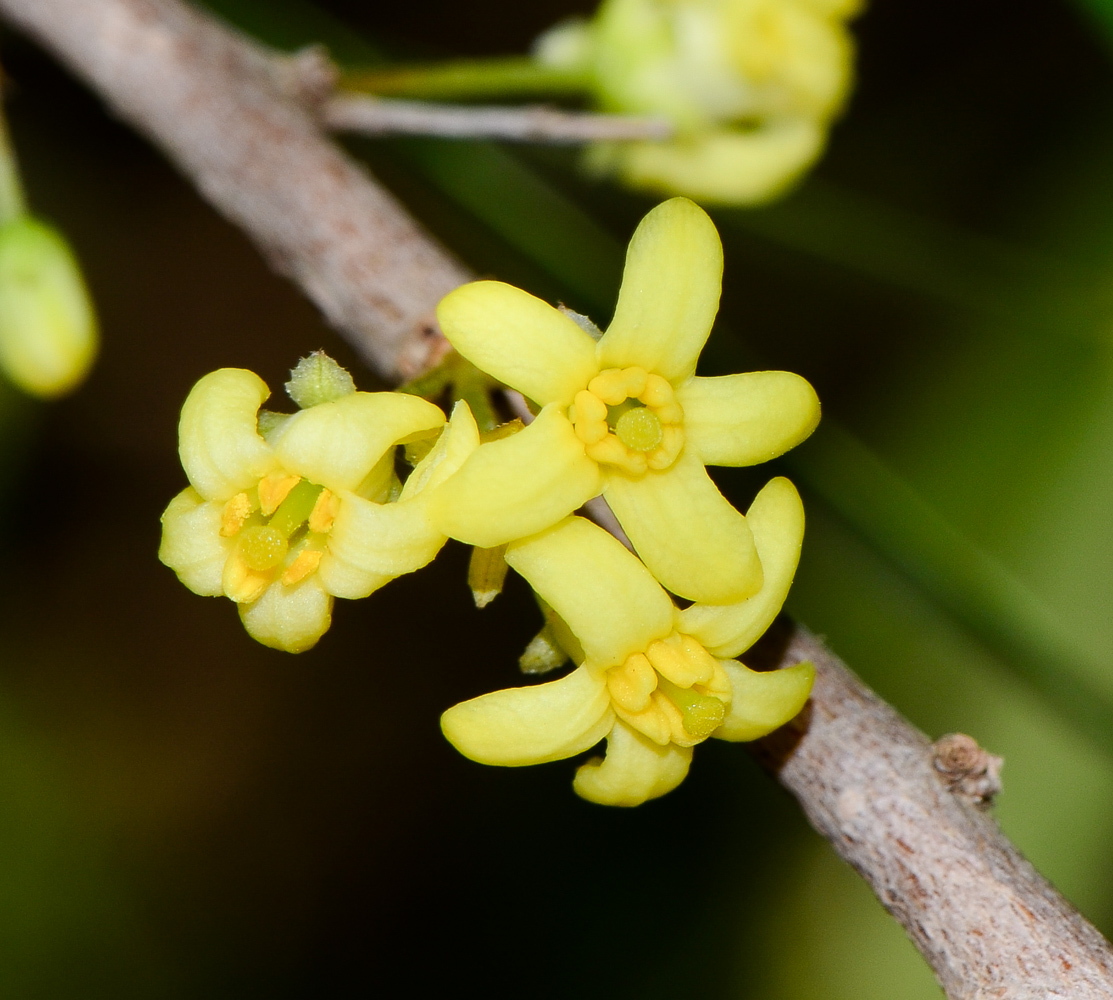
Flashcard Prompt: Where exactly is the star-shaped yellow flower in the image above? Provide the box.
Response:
[441,477,814,806]
[428,197,819,605]
[159,368,478,652]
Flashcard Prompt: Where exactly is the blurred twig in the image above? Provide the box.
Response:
[324,93,673,144]
[0,0,465,381]
[4,0,1113,994]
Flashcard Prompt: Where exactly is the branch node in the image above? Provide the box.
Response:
[274,43,339,109]
[932,732,1004,806]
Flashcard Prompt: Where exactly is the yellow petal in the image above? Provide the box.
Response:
[714,660,814,742]
[677,372,820,467]
[441,665,614,766]
[424,404,602,548]
[597,198,722,382]
[678,477,805,658]
[399,399,481,501]
[158,487,232,596]
[317,492,446,600]
[573,720,693,807]
[506,516,675,669]
[603,449,762,604]
[605,122,824,206]
[238,576,333,653]
[273,391,444,492]
[437,281,599,406]
[178,369,277,500]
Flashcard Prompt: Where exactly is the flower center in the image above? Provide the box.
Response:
[613,405,662,452]
[569,366,684,476]
[219,472,338,603]
[604,632,730,747]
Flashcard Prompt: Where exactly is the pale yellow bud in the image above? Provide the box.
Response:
[0,216,97,398]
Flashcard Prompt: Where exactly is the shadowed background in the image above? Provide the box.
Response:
[0,0,1111,995]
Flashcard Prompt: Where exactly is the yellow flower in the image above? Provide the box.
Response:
[441,477,814,806]
[159,367,479,652]
[0,216,97,398]
[535,0,861,202]
[429,197,819,605]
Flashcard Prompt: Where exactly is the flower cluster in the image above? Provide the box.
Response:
[159,356,479,652]
[534,0,862,203]
[160,198,820,805]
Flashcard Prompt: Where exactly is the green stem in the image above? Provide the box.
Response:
[0,103,27,224]
[340,57,590,102]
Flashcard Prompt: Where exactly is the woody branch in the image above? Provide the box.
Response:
[2,0,1111,995]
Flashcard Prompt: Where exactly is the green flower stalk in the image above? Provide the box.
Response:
[347,0,862,204]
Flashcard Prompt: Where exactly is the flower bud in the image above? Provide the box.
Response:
[0,216,97,398]
[534,0,862,203]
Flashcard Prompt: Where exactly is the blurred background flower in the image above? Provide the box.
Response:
[0,0,1111,995]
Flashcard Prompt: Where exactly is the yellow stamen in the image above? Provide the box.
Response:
[612,695,673,746]
[281,548,322,586]
[606,652,658,713]
[587,368,630,405]
[655,400,684,425]
[574,388,607,423]
[585,435,629,467]
[640,373,673,408]
[572,389,609,444]
[258,473,302,517]
[646,633,715,687]
[220,492,254,537]
[654,690,690,746]
[222,551,272,604]
[308,488,338,534]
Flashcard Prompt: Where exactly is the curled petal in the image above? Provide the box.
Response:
[678,477,804,658]
[425,404,602,548]
[238,576,334,654]
[399,399,481,501]
[178,368,277,500]
[158,487,231,596]
[573,720,693,807]
[603,449,762,605]
[437,281,599,406]
[597,198,722,383]
[714,660,814,742]
[273,391,445,493]
[506,517,675,669]
[318,493,446,600]
[441,665,614,766]
[677,372,820,467]
[599,121,824,206]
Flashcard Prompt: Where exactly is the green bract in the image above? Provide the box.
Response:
[159,368,478,652]
[441,477,814,806]
[429,197,820,605]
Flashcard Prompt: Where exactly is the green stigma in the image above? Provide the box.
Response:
[239,526,289,572]
[268,480,324,538]
[614,406,663,452]
[659,677,726,740]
